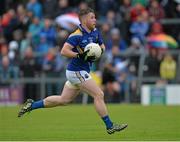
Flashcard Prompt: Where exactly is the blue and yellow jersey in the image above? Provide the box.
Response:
[66,24,104,73]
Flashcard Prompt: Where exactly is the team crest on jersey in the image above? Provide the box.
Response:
[88,37,93,43]
[82,40,87,43]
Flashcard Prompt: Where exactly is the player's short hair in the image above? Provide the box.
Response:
[78,8,94,21]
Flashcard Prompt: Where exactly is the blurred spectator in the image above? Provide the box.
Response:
[26,0,43,19]
[0,56,19,81]
[118,0,132,40]
[17,4,31,31]
[103,45,129,102]
[148,0,165,22]
[42,0,57,19]
[100,23,111,46]
[42,48,66,96]
[117,68,137,103]
[126,37,144,54]
[54,0,72,18]
[39,17,57,46]
[28,16,44,46]
[42,48,66,73]
[76,1,88,13]
[110,46,129,72]
[20,47,41,100]
[20,32,32,59]
[0,36,8,58]
[106,28,127,52]
[8,41,19,64]
[0,44,8,59]
[160,53,177,83]
[130,3,146,21]
[9,40,19,51]
[162,0,180,18]
[101,10,122,29]
[147,22,165,53]
[125,37,145,75]
[119,0,132,21]
[35,33,52,65]
[2,9,20,42]
[129,11,149,43]
[102,58,121,103]
[113,65,130,103]
[146,22,173,59]
[26,10,34,25]
[56,29,69,48]
[17,5,26,20]
[96,0,119,18]
[13,29,24,42]
[78,1,88,11]
[148,22,163,36]
[144,48,161,77]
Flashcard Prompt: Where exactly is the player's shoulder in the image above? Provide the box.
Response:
[92,28,101,35]
[69,28,83,38]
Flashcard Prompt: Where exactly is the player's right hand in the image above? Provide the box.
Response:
[77,49,89,61]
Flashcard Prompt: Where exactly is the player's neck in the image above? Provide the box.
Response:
[81,24,91,33]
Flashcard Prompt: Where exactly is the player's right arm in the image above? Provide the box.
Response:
[61,42,91,62]
[61,29,89,60]
[61,42,90,61]
[61,29,82,58]
[60,42,78,58]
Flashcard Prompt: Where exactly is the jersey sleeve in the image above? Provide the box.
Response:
[66,29,82,47]
[66,35,80,47]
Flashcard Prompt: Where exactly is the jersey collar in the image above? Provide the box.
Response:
[79,24,96,34]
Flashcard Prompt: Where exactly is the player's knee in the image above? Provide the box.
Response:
[94,91,104,100]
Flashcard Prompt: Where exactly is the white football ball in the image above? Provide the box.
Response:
[84,43,102,61]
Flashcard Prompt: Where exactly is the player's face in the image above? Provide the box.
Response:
[85,12,96,30]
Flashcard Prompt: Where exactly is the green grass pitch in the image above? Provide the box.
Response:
[0,104,180,141]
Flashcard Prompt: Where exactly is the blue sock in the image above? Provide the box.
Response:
[102,115,113,129]
[31,100,44,110]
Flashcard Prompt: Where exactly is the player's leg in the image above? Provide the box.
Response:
[80,79,127,134]
[81,79,107,117]
[43,82,80,107]
[18,81,80,117]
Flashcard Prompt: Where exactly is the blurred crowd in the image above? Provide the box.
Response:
[0,0,179,102]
